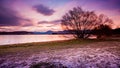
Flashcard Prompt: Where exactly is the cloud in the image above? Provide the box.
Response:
[0,26,18,32]
[52,20,61,23]
[0,27,11,31]
[38,21,50,24]
[33,4,55,16]
[37,20,62,31]
[38,21,55,27]
[0,0,32,26]
[38,20,61,24]
[38,20,61,28]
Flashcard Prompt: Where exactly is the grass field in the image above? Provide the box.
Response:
[0,38,120,68]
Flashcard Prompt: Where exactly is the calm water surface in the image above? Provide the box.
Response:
[0,35,74,45]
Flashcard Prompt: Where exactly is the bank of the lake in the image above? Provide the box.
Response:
[0,39,120,68]
[0,35,74,45]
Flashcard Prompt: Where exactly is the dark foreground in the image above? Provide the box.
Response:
[0,39,120,68]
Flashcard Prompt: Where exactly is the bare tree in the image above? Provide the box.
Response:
[61,7,113,39]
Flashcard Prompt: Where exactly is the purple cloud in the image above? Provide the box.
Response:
[38,20,61,27]
[34,4,55,16]
[38,21,50,24]
[0,0,32,26]
[38,20,61,24]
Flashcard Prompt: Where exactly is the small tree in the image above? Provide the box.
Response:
[61,7,113,39]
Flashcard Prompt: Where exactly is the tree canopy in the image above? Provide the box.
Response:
[61,7,113,39]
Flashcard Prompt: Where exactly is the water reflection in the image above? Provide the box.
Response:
[0,35,74,45]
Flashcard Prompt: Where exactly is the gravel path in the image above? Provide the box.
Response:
[0,42,120,68]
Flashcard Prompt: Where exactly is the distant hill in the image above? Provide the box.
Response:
[52,30,70,34]
[0,30,92,35]
[0,31,33,35]
[33,30,53,34]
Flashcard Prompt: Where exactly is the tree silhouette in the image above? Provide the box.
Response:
[61,7,113,39]
[93,24,112,39]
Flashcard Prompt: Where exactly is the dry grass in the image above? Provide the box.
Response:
[0,39,120,56]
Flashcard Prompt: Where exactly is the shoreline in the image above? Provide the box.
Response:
[0,39,73,46]
[0,38,120,47]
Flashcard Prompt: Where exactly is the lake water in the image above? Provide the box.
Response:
[0,35,74,45]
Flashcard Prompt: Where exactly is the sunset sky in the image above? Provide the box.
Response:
[0,0,120,32]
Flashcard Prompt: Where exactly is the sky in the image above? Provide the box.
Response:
[0,0,120,32]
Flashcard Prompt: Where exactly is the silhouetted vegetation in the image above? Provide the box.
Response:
[112,28,120,34]
[61,7,113,39]
[93,24,112,39]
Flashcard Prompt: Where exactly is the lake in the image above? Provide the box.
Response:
[0,35,74,45]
